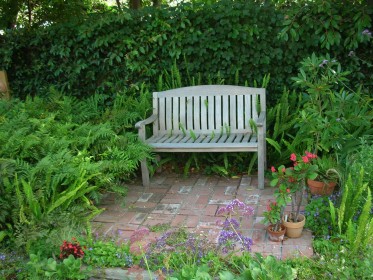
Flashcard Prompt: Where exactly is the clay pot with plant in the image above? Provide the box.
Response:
[307,156,340,196]
[262,200,286,242]
[270,152,318,237]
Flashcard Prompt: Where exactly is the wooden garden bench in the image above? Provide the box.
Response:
[135,85,266,189]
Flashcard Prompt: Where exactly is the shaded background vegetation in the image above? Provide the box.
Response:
[0,0,372,102]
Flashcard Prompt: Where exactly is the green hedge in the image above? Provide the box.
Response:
[0,0,372,100]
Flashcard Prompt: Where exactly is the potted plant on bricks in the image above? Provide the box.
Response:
[270,151,318,238]
[307,156,340,196]
[262,200,286,242]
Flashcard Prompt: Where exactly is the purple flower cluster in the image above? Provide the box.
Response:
[153,231,172,249]
[216,199,254,254]
[218,230,253,253]
[216,199,254,217]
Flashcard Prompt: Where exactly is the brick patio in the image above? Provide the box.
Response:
[92,172,313,261]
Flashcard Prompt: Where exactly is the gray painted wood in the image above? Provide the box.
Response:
[135,85,266,189]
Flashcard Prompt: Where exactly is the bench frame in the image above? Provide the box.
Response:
[135,85,266,189]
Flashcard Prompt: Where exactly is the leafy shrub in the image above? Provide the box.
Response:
[287,239,373,280]
[1,0,371,100]
[292,54,373,156]
[27,253,90,280]
[226,253,296,280]
[348,143,373,194]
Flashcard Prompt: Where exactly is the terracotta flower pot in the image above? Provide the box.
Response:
[307,179,336,196]
[267,224,286,242]
[282,214,305,238]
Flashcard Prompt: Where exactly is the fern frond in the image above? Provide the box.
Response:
[353,188,372,254]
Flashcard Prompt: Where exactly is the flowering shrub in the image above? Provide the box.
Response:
[59,238,85,260]
[262,200,282,231]
[216,199,254,253]
[270,152,318,222]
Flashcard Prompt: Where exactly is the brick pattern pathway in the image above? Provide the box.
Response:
[92,173,313,260]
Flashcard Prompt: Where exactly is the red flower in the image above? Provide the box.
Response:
[305,151,317,159]
[288,177,296,183]
[290,153,296,161]
[271,166,276,172]
[286,188,290,193]
[59,239,85,260]
[266,201,276,211]
[302,156,309,163]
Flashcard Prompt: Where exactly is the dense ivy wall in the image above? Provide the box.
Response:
[0,0,372,100]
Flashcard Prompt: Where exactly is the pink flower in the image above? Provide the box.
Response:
[290,153,296,161]
[302,156,309,163]
[281,168,286,173]
[286,188,290,193]
[271,166,276,172]
[305,151,317,159]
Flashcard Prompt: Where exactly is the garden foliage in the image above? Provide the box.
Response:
[0,0,372,278]
[0,90,150,248]
[0,0,371,100]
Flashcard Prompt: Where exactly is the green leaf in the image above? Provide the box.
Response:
[218,271,236,280]
[266,138,282,154]
[270,178,279,187]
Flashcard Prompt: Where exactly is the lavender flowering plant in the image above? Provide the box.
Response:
[216,199,254,253]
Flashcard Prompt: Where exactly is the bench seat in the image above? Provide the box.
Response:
[146,132,258,152]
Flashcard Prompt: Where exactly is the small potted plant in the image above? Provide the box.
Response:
[307,156,340,195]
[262,200,286,242]
[270,151,318,238]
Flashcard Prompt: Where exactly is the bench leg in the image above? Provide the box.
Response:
[141,159,150,188]
[258,153,265,190]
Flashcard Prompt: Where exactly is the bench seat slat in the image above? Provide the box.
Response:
[150,142,258,153]
[234,133,244,143]
[199,134,219,143]
[147,134,169,143]
[147,133,255,145]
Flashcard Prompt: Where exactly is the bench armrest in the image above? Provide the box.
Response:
[135,114,157,141]
[256,111,266,127]
[135,114,158,129]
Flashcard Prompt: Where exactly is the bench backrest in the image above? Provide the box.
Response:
[152,85,266,136]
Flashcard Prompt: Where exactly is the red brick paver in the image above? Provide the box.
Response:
[92,173,314,260]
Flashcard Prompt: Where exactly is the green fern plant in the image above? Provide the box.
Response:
[335,185,373,255]
[329,169,369,236]
[0,90,151,247]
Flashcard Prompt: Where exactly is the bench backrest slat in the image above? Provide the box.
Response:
[153,85,265,135]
